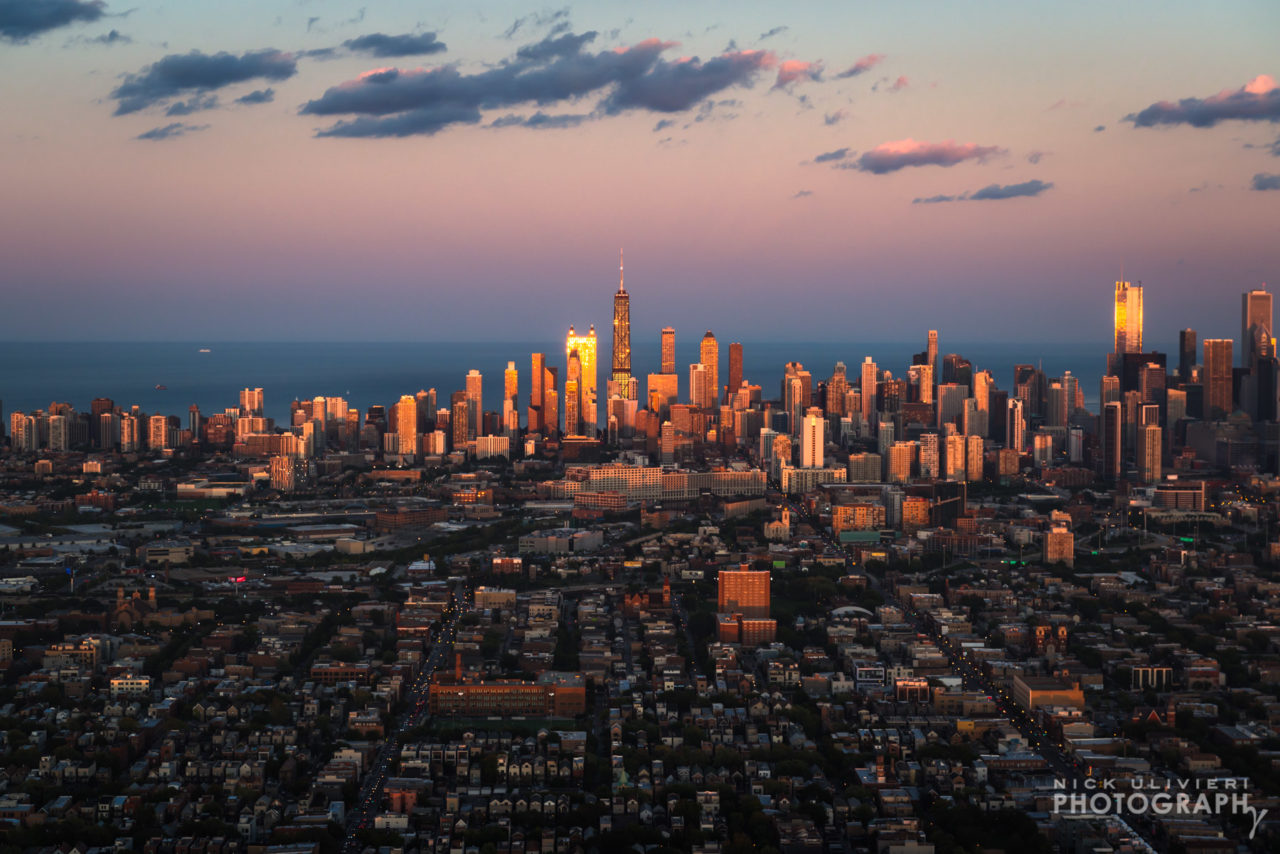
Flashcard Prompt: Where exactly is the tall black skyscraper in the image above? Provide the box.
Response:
[1179,329,1197,381]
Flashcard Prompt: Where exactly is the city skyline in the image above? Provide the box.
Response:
[1,1,1277,341]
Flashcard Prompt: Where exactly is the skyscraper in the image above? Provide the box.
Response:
[240,388,264,416]
[1242,288,1273,370]
[1006,398,1025,453]
[1102,401,1123,480]
[700,331,719,411]
[728,342,743,404]
[611,252,633,397]
[1179,329,1197,380]
[660,327,675,375]
[503,361,518,435]
[396,394,417,460]
[717,567,770,617]
[529,353,546,434]
[565,325,597,435]
[860,357,878,426]
[927,330,939,394]
[1114,280,1144,356]
[565,350,582,436]
[465,369,482,440]
[1203,338,1234,419]
[801,407,824,468]
[689,363,710,410]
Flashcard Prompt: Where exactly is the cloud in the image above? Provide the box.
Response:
[652,118,674,132]
[886,75,908,92]
[1026,150,1046,164]
[503,7,568,40]
[835,53,884,79]
[854,138,1005,174]
[759,25,788,41]
[1253,173,1280,191]
[514,29,596,62]
[912,179,1053,203]
[112,48,298,115]
[792,189,813,198]
[823,109,846,126]
[136,122,207,141]
[489,111,586,129]
[86,27,128,44]
[774,59,822,88]
[343,31,446,58]
[235,88,274,105]
[1126,74,1280,128]
[164,93,218,116]
[303,33,787,137]
[968,179,1053,200]
[812,147,849,163]
[1094,124,1106,132]
[0,0,103,41]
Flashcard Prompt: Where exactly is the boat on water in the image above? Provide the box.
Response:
[198,348,211,353]
[155,384,167,390]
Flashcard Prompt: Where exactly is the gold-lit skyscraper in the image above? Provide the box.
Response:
[611,251,633,397]
[699,331,719,410]
[1242,288,1273,369]
[1114,280,1143,355]
[503,361,518,435]
[660,327,675,375]
[396,394,417,460]
[465,369,482,440]
[1203,338,1233,420]
[565,325,597,436]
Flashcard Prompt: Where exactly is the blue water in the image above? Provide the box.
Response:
[0,339,1111,424]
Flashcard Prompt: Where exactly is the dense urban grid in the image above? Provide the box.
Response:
[3,268,1280,854]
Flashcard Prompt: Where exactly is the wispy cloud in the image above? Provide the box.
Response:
[913,179,1053,203]
[1126,74,1280,128]
[835,53,884,79]
[759,25,788,41]
[235,88,275,105]
[792,189,813,198]
[812,147,850,163]
[136,121,208,141]
[854,138,1005,174]
[823,109,847,126]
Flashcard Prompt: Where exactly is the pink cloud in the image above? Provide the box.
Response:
[836,53,885,78]
[774,59,823,88]
[853,138,1007,173]
[1128,74,1280,127]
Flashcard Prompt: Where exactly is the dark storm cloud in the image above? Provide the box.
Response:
[489,110,586,129]
[0,0,103,41]
[112,48,298,115]
[855,139,1005,174]
[302,31,784,138]
[912,179,1053,203]
[835,53,884,79]
[235,88,274,105]
[342,31,446,58]
[1126,75,1280,128]
[812,147,849,163]
[164,92,218,116]
[135,121,207,140]
[1253,173,1280,191]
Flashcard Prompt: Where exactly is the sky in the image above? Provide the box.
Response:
[1,0,1278,345]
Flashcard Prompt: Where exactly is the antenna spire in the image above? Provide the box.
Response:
[619,248,625,293]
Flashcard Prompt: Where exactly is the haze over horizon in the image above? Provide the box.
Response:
[2,0,1277,342]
